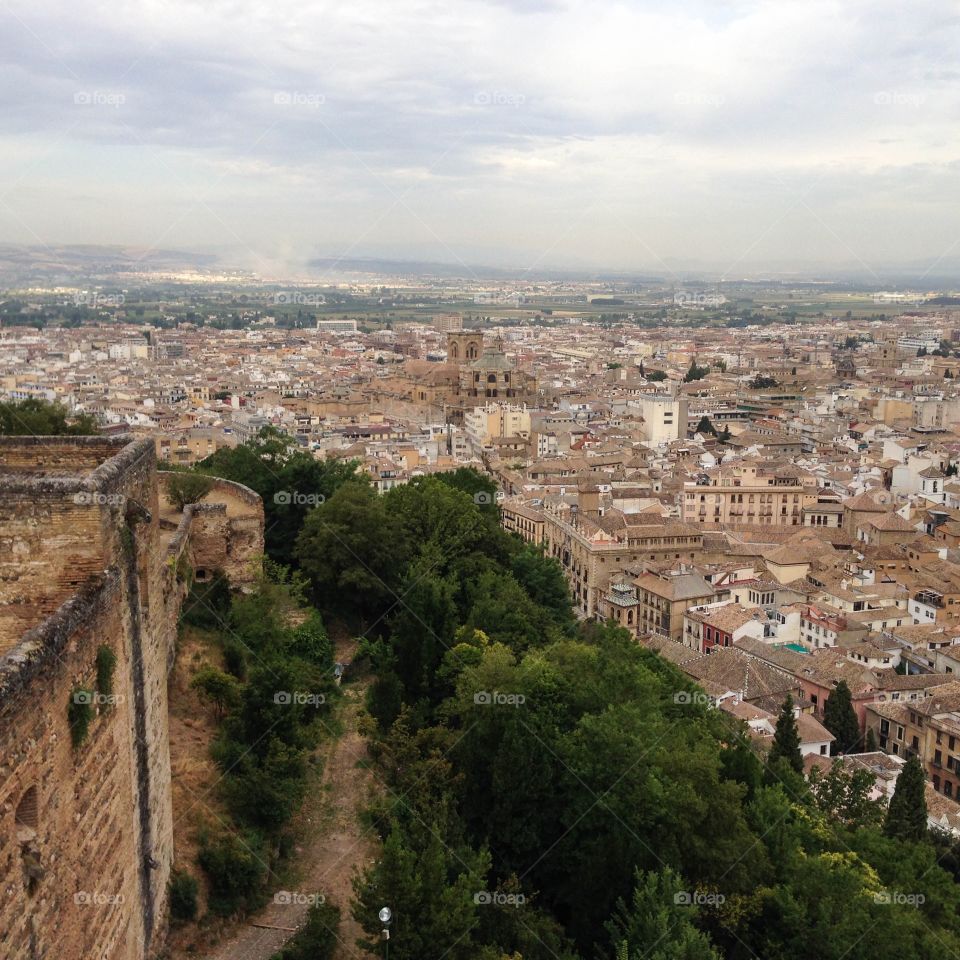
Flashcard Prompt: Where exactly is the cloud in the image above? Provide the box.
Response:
[0,0,958,273]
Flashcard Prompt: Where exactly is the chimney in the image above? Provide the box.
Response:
[578,482,601,518]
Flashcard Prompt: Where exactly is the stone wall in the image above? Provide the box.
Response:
[0,437,264,960]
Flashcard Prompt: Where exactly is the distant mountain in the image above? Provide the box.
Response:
[0,244,219,285]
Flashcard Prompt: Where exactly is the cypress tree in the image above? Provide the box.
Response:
[865,727,878,753]
[823,680,861,755]
[884,754,929,842]
[769,695,804,774]
[695,416,715,436]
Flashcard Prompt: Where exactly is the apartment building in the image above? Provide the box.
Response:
[681,462,814,526]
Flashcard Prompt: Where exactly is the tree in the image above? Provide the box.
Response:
[809,761,883,829]
[884,754,928,842]
[822,680,861,755]
[190,665,241,717]
[0,398,98,435]
[683,359,709,383]
[352,828,489,960]
[605,867,721,960]
[695,416,716,436]
[749,375,778,389]
[769,695,804,774]
[865,727,878,752]
[646,370,668,382]
[165,472,213,511]
[296,481,408,625]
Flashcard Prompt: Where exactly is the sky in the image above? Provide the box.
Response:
[0,0,958,279]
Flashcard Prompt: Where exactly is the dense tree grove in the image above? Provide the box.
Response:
[291,469,960,959]
[171,435,960,958]
[191,426,360,567]
[186,565,338,916]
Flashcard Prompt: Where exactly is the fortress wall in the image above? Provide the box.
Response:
[0,572,146,960]
[0,437,264,960]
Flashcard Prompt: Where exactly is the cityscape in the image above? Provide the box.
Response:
[2,1,960,960]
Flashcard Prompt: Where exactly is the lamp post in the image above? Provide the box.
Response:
[379,906,392,960]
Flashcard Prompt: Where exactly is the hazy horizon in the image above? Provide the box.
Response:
[1,0,959,282]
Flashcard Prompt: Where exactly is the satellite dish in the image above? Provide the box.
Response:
[379,907,392,924]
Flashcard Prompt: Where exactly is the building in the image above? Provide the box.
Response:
[681,463,814,526]
[463,403,531,454]
[316,319,358,334]
[630,568,716,641]
[632,390,689,445]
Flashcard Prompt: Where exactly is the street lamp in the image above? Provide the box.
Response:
[379,906,392,960]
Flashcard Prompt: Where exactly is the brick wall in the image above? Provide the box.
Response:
[0,437,263,960]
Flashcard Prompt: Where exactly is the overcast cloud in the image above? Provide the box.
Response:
[0,0,958,277]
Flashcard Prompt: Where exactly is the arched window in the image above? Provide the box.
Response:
[15,786,38,837]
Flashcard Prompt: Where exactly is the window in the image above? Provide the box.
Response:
[15,787,38,836]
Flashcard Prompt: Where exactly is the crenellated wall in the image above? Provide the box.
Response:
[0,437,264,960]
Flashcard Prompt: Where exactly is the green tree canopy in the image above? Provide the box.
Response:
[769,695,804,774]
[0,398,98,435]
[823,680,861,755]
[884,754,928,843]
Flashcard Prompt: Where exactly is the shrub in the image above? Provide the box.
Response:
[197,829,269,916]
[169,869,199,922]
[191,666,242,717]
[95,645,117,702]
[166,473,213,511]
[68,688,94,748]
[223,639,248,680]
[181,569,232,629]
[271,900,341,960]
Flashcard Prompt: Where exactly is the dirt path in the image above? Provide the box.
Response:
[205,640,379,960]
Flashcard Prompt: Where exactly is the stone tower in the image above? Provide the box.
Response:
[447,330,484,365]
